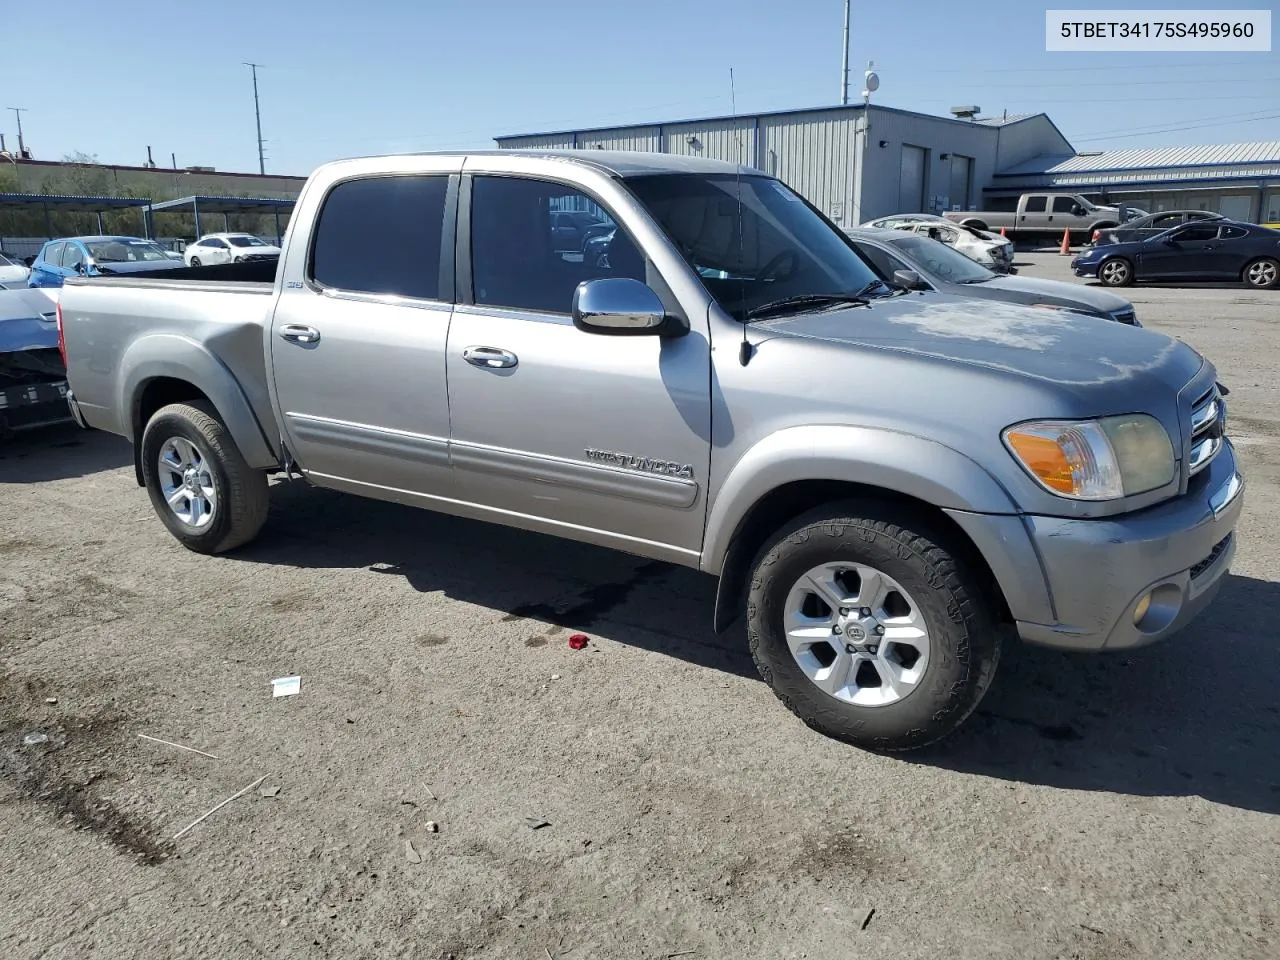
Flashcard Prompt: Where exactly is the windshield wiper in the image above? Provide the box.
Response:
[956,276,994,284]
[745,292,873,320]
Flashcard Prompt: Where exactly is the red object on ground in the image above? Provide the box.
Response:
[568,634,589,650]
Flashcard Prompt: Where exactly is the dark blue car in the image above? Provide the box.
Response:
[28,236,183,288]
[1072,220,1280,290]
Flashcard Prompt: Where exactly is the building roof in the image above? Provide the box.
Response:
[495,102,1031,143]
[2,158,305,182]
[146,195,296,215]
[973,113,1037,126]
[0,193,152,212]
[998,141,1280,176]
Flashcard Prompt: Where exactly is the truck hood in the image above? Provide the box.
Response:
[963,274,1131,315]
[94,259,187,276]
[753,292,1201,392]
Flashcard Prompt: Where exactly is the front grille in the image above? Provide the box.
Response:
[1186,385,1225,478]
[1190,534,1232,579]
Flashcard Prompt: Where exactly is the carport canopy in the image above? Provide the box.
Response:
[145,196,296,242]
[0,193,153,238]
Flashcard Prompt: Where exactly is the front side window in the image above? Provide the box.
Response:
[1174,225,1219,243]
[853,241,912,282]
[42,242,65,267]
[63,244,85,269]
[311,175,448,300]
[471,176,643,313]
[1052,196,1078,214]
[888,235,994,284]
[625,173,885,320]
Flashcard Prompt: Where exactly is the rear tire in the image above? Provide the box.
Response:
[1243,257,1279,290]
[140,401,268,554]
[746,501,1002,752]
[1098,256,1133,287]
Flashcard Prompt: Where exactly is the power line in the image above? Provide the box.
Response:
[1074,113,1280,143]
[1003,75,1280,89]
[926,58,1264,74]
[1073,107,1280,139]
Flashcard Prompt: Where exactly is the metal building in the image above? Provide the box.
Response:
[495,104,1072,226]
[990,141,1280,225]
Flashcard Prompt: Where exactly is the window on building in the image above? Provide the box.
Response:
[310,175,449,300]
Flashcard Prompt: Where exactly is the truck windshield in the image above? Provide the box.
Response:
[889,235,995,284]
[625,173,885,320]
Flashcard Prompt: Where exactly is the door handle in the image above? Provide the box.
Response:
[280,324,321,344]
[463,345,518,369]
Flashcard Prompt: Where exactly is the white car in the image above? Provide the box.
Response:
[862,214,1015,273]
[184,233,282,267]
[0,252,30,286]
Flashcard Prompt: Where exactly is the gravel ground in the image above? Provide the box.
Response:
[2,259,1277,960]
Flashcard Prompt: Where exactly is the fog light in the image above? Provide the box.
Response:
[1133,592,1153,625]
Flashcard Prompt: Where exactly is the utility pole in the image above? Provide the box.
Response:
[840,0,851,105]
[243,63,266,175]
[7,107,27,156]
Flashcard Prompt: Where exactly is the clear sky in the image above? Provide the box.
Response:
[4,0,1277,176]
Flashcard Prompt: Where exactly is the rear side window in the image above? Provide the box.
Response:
[1218,225,1248,240]
[311,175,449,300]
[1024,196,1047,213]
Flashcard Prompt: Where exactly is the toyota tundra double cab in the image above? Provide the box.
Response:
[57,150,1244,750]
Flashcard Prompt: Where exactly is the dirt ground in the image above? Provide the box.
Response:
[2,257,1277,960]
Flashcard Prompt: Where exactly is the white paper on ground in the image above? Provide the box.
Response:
[271,676,301,698]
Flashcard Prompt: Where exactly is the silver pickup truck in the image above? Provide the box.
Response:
[947,193,1141,242]
[57,151,1244,751]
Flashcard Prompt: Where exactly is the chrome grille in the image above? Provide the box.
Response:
[1187,386,1225,478]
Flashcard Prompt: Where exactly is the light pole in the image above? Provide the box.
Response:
[6,107,27,156]
[840,0,851,105]
[243,63,266,175]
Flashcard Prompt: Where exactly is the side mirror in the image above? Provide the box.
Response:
[75,262,87,275]
[572,278,686,337]
[1072,205,1085,216]
[893,269,927,291]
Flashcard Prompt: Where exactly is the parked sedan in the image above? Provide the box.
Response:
[0,252,30,286]
[184,233,282,266]
[847,227,1139,324]
[1091,210,1224,246]
[1072,220,1280,289]
[862,214,1013,273]
[28,236,184,288]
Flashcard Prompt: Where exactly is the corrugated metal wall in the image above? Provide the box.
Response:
[661,120,756,163]
[759,111,857,224]
[499,134,576,149]
[572,126,662,151]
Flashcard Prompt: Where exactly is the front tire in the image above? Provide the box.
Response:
[747,501,1002,751]
[1098,256,1133,287]
[1243,257,1279,290]
[189,256,202,267]
[140,401,268,554]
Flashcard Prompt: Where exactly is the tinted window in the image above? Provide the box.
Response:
[1052,196,1077,213]
[1218,225,1249,240]
[1176,225,1219,242]
[1024,196,1047,213]
[853,242,911,281]
[42,242,64,266]
[471,176,641,314]
[311,175,448,300]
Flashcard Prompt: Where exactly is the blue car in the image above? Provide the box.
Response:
[28,235,184,288]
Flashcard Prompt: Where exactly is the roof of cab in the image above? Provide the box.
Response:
[343,149,760,178]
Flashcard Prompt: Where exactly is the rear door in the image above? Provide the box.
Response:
[270,161,461,497]
[31,243,63,286]
[1207,224,1252,277]
[1018,195,1047,231]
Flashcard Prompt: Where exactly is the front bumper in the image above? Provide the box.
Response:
[1016,443,1244,651]
[1070,257,1099,278]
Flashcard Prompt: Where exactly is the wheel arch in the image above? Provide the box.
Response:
[702,426,1046,633]
[121,335,279,484]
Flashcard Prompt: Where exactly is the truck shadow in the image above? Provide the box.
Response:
[238,482,1280,813]
[234,481,752,679]
[906,572,1280,815]
[0,425,132,482]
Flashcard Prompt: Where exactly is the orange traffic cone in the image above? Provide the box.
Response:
[1058,228,1071,256]
[999,226,1007,238]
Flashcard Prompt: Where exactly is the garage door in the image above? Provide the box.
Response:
[1219,196,1252,222]
[899,145,927,213]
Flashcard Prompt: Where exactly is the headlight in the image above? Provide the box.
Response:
[1003,415,1175,500]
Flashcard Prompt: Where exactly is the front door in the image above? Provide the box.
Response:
[270,166,460,498]
[445,174,711,561]
[1138,223,1220,279]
